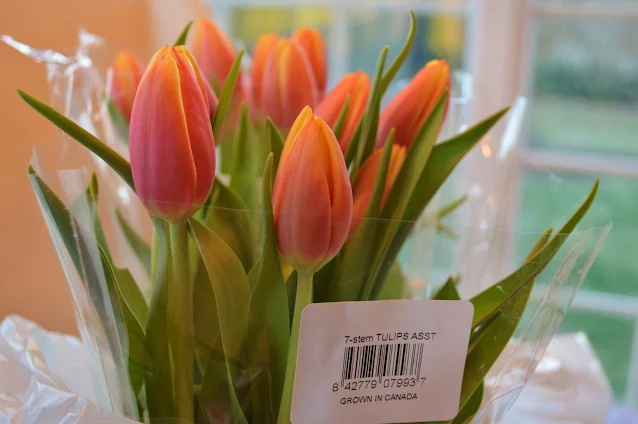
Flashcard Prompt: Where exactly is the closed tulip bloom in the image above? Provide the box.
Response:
[273,107,352,273]
[175,45,219,118]
[191,18,240,92]
[315,71,370,153]
[251,33,279,110]
[108,50,143,121]
[261,39,319,129]
[129,46,215,222]
[291,27,328,96]
[350,145,407,235]
[376,60,450,149]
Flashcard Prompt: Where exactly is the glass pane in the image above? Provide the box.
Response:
[558,310,635,400]
[347,11,466,87]
[518,171,638,297]
[230,7,332,50]
[529,18,638,155]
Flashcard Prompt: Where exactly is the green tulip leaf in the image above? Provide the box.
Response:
[285,271,297,326]
[265,118,285,170]
[460,185,596,411]
[144,218,176,418]
[332,95,351,140]
[438,195,468,219]
[206,176,256,271]
[98,247,150,397]
[212,50,245,137]
[105,96,130,143]
[230,103,259,208]
[18,90,135,192]
[351,46,388,176]
[70,173,113,263]
[246,155,290,421]
[359,92,448,300]
[369,107,510,298]
[451,383,484,424]
[28,167,108,308]
[380,10,416,94]
[344,121,362,168]
[193,177,254,371]
[329,128,395,301]
[174,21,194,46]
[189,219,250,424]
[375,263,410,300]
[433,277,461,301]
[405,107,510,222]
[116,209,151,278]
[470,182,597,328]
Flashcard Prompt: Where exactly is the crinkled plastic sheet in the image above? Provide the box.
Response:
[0,315,137,424]
[7,31,612,423]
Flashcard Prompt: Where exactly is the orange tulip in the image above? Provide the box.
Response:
[291,27,328,96]
[129,46,215,222]
[376,60,450,149]
[315,71,370,153]
[261,39,319,129]
[175,45,219,118]
[273,107,352,272]
[349,145,407,235]
[191,18,241,93]
[108,50,143,121]
[251,33,279,110]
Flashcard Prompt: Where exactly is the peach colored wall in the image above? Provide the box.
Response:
[0,0,153,335]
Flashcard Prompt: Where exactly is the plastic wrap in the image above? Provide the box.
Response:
[0,315,137,424]
[6,32,612,423]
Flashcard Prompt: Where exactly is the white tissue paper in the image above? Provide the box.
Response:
[0,315,137,424]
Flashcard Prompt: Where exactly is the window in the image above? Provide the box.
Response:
[518,0,638,408]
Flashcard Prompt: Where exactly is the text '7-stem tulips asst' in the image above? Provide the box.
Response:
[18,11,599,424]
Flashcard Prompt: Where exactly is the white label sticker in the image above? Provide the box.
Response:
[291,300,474,424]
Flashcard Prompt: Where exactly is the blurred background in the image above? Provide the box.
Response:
[0,0,636,413]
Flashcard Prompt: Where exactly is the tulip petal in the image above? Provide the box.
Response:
[261,39,319,129]
[130,49,196,219]
[317,118,352,267]
[274,121,331,271]
[109,51,143,121]
[192,19,237,87]
[251,33,279,109]
[174,53,216,208]
[129,47,214,221]
[377,60,450,149]
[292,27,327,96]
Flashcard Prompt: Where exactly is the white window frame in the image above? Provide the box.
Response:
[212,0,638,409]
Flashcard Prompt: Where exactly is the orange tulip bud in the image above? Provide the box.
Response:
[273,107,353,273]
[261,39,320,129]
[175,45,219,118]
[191,18,241,92]
[350,145,407,235]
[291,27,328,96]
[251,33,279,110]
[108,50,143,121]
[129,46,215,222]
[376,60,450,149]
[315,71,370,153]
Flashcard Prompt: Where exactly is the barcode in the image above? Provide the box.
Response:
[341,343,424,386]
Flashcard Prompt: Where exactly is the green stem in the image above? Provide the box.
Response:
[277,271,313,424]
[169,221,194,422]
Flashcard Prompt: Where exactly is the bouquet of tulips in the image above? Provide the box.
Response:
[16,12,601,424]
